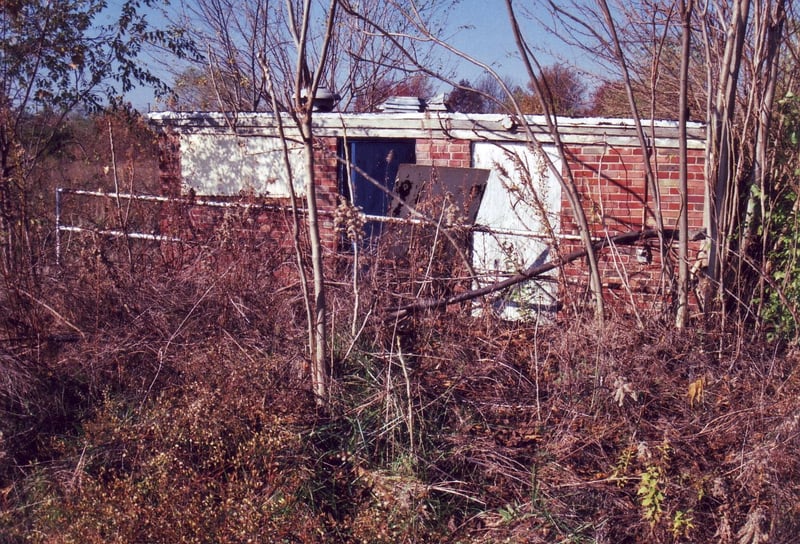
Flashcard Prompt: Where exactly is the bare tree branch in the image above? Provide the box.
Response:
[388,228,705,319]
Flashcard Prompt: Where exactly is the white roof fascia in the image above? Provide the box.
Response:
[147,112,706,149]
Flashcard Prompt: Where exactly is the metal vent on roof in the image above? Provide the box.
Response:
[297,87,340,112]
[425,93,451,112]
[377,96,426,113]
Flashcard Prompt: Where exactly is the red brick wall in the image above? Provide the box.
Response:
[560,144,706,309]
[159,134,341,252]
[408,137,708,309]
[411,137,706,235]
[158,129,187,242]
[312,137,339,250]
[158,130,181,197]
[562,145,705,236]
[416,138,471,168]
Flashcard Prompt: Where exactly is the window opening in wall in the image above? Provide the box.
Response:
[338,139,416,243]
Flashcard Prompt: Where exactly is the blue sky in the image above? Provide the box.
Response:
[119,0,587,111]
[447,0,542,82]
[446,0,596,85]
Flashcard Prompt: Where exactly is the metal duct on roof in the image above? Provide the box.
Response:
[377,96,426,113]
[297,87,340,112]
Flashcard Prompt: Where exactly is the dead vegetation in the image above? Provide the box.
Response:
[1,115,799,543]
[1,205,799,544]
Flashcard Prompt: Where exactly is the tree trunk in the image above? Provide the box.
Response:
[705,0,751,316]
[301,122,329,404]
[289,0,338,406]
[676,0,693,329]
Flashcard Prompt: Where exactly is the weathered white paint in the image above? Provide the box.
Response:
[472,142,562,317]
[180,133,306,197]
[150,112,706,149]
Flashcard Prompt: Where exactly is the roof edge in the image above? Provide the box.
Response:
[147,111,706,148]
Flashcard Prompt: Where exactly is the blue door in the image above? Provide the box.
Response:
[340,140,416,242]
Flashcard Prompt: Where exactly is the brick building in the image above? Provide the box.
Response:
[148,109,706,314]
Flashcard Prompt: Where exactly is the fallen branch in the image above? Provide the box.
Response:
[16,288,86,340]
[387,228,705,318]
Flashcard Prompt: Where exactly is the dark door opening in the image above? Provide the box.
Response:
[339,139,416,243]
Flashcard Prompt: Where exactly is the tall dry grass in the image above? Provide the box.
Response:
[1,117,799,543]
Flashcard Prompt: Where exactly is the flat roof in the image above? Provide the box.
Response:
[148,111,706,149]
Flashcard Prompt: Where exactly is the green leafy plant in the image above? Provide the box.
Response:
[611,446,635,485]
[638,465,665,526]
[498,502,532,524]
[756,92,800,342]
[671,509,695,539]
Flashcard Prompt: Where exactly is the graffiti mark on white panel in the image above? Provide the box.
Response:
[181,134,307,197]
[472,142,562,319]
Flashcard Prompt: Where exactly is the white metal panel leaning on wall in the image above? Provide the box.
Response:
[471,142,562,317]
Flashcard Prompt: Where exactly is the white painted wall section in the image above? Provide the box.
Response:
[472,142,562,314]
[180,134,306,197]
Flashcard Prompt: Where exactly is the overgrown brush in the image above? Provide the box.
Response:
[3,176,800,542]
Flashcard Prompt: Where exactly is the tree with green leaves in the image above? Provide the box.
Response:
[0,0,192,277]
